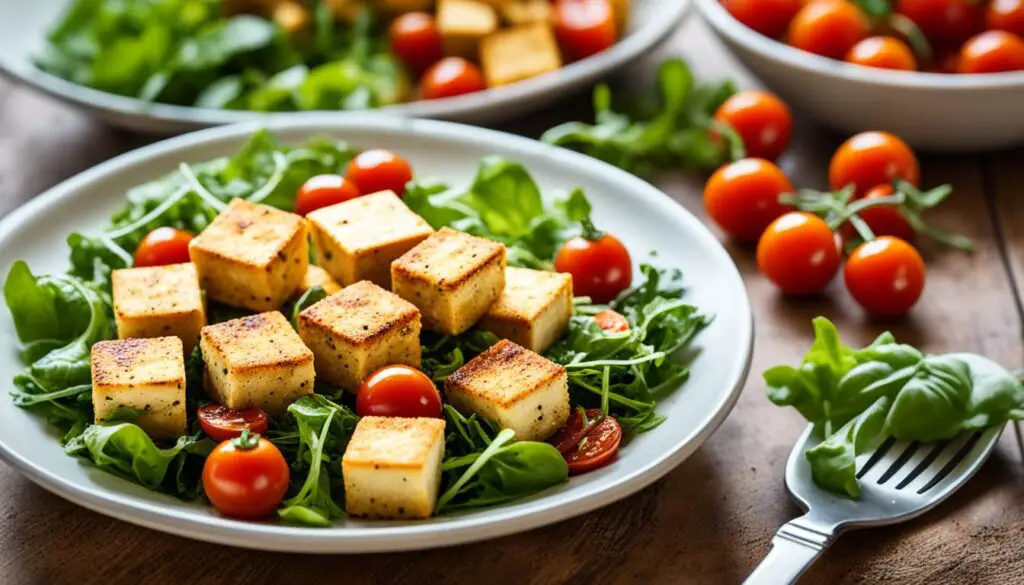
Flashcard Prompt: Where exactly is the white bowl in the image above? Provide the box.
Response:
[697,0,1024,152]
[0,0,690,134]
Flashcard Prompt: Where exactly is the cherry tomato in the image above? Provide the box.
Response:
[829,131,919,194]
[203,432,290,520]
[198,405,270,443]
[389,12,444,73]
[420,57,487,100]
[135,227,193,267]
[856,184,916,242]
[844,236,926,316]
[554,0,617,61]
[356,365,442,418]
[554,233,633,304]
[987,0,1024,37]
[845,36,918,70]
[594,310,630,333]
[723,0,804,38]
[896,0,983,43]
[295,174,361,216]
[756,212,841,295]
[958,30,1024,73]
[345,149,414,197]
[713,91,793,161]
[703,158,793,242]
[788,0,870,59]
[549,409,622,475]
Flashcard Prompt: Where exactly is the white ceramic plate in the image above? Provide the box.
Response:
[0,117,752,553]
[0,0,690,134]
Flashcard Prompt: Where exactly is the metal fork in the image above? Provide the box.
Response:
[744,424,1003,584]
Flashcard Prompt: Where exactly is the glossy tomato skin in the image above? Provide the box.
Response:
[958,30,1024,73]
[553,0,617,60]
[135,227,193,267]
[346,149,414,197]
[420,57,487,100]
[788,0,870,59]
[857,185,916,242]
[704,158,793,242]
[594,310,630,333]
[389,12,444,73]
[988,0,1024,37]
[356,365,442,418]
[723,0,803,38]
[844,236,926,316]
[757,212,841,295]
[549,409,623,475]
[203,435,290,520]
[829,131,919,194]
[845,36,918,70]
[295,174,361,216]
[896,0,983,43]
[198,405,270,443]
[713,91,793,161]
[554,234,633,304]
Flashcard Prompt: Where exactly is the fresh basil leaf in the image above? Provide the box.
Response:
[805,396,891,498]
[955,353,1024,428]
[885,355,972,442]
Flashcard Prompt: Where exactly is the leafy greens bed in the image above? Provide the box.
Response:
[3,130,709,525]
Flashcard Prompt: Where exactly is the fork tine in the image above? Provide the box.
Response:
[872,441,920,485]
[914,432,985,495]
[893,440,950,490]
[855,437,896,479]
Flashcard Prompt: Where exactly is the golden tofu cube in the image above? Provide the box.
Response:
[294,265,343,299]
[445,339,569,440]
[478,267,573,353]
[200,311,315,415]
[91,337,187,440]
[297,281,422,392]
[437,0,499,57]
[499,0,551,25]
[343,416,446,519]
[480,23,562,88]
[189,198,309,312]
[112,263,207,354]
[391,227,506,335]
[308,191,434,289]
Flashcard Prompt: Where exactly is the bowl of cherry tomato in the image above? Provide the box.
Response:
[697,0,1024,151]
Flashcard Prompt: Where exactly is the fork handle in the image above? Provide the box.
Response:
[743,518,836,585]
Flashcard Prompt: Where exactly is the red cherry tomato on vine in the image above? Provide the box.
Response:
[713,91,793,161]
[704,158,793,242]
[987,0,1024,37]
[958,30,1024,73]
[855,185,916,243]
[895,0,983,43]
[420,57,487,100]
[356,365,442,419]
[594,310,630,333]
[135,227,193,267]
[389,12,444,73]
[553,0,617,60]
[295,174,361,216]
[345,149,413,197]
[203,432,290,520]
[756,212,841,295]
[554,233,633,304]
[549,408,622,475]
[198,405,270,443]
[723,0,803,38]
[844,236,925,317]
[829,131,919,195]
[788,0,870,59]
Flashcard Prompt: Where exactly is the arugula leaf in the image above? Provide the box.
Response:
[421,331,499,384]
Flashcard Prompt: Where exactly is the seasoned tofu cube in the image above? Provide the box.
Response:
[297,281,421,391]
[391,227,506,335]
[189,198,309,312]
[480,23,562,88]
[343,416,446,519]
[200,311,315,415]
[478,267,572,353]
[308,191,434,289]
[293,265,342,299]
[112,263,206,354]
[499,0,551,25]
[91,337,186,440]
[437,0,498,57]
[445,339,569,441]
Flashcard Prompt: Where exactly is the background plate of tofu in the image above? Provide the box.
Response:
[0,0,691,134]
[0,116,751,552]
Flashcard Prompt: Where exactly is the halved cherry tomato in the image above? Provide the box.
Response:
[788,0,870,59]
[757,212,841,295]
[896,0,983,43]
[594,310,630,333]
[856,184,916,242]
[553,0,617,61]
[987,0,1024,37]
[420,57,487,100]
[389,12,444,73]
[844,236,926,316]
[723,0,803,38]
[829,131,919,195]
[135,227,193,267]
[958,30,1024,73]
[703,158,793,242]
[356,365,442,418]
[295,174,361,216]
[345,149,414,197]
[845,36,918,70]
[549,408,622,475]
[713,91,793,161]
[554,233,632,304]
[198,404,270,443]
[203,432,290,520]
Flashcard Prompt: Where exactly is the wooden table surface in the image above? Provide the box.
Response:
[2,19,1024,585]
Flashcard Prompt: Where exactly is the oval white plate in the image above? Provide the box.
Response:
[0,117,752,553]
[0,0,690,134]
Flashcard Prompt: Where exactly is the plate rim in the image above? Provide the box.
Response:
[0,115,753,553]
